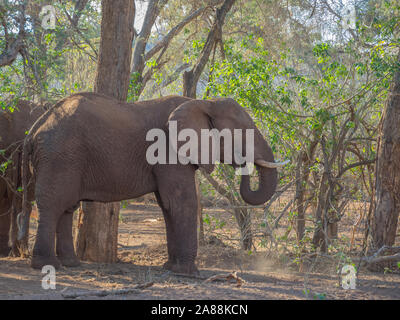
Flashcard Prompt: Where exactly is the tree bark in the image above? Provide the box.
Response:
[130,1,212,99]
[94,0,136,101]
[75,202,119,262]
[369,52,400,261]
[0,1,26,67]
[75,0,135,263]
[234,208,252,250]
[195,172,205,246]
[295,139,318,243]
[0,152,29,257]
[0,202,11,256]
[183,0,235,98]
[131,0,168,79]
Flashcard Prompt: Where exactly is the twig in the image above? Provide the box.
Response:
[62,282,154,299]
[204,271,245,287]
[169,273,207,281]
[357,246,400,266]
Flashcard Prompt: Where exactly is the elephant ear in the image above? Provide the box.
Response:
[168,100,215,174]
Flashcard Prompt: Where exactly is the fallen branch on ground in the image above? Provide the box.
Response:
[62,281,154,299]
[165,272,207,280]
[358,246,400,266]
[204,271,245,287]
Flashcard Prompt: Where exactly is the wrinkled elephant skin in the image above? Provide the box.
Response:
[20,93,278,274]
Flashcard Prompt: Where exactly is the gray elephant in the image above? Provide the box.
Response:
[18,92,283,274]
[0,100,45,256]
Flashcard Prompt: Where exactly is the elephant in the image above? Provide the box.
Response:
[0,100,46,256]
[17,92,284,274]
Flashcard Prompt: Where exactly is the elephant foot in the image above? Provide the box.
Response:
[31,255,61,270]
[163,260,199,276]
[58,255,80,267]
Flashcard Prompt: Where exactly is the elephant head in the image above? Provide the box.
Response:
[168,98,285,205]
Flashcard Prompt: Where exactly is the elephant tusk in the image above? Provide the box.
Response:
[255,159,290,168]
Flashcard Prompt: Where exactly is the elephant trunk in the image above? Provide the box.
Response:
[240,165,277,206]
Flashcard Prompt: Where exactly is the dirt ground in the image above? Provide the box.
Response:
[0,201,399,300]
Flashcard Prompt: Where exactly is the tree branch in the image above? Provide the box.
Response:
[183,0,236,97]
[0,0,26,67]
[144,6,209,62]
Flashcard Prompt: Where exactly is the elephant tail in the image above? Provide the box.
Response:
[17,137,33,241]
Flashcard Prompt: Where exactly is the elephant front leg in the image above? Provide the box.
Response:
[162,212,199,275]
[155,171,200,275]
[56,210,80,267]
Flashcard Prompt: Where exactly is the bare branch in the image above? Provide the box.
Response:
[144,6,209,62]
[132,0,168,74]
[183,0,236,97]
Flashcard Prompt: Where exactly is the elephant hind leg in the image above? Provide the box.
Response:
[31,205,62,270]
[31,199,67,270]
[31,168,80,269]
[56,204,80,267]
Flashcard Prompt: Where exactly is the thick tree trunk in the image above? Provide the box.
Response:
[0,204,10,256]
[75,0,135,263]
[75,202,119,262]
[182,0,235,98]
[369,52,400,263]
[94,0,135,101]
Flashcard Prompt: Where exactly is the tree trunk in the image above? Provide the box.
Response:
[182,0,235,98]
[94,0,135,101]
[295,139,317,244]
[10,152,29,257]
[195,173,205,246]
[234,208,252,250]
[0,205,10,256]
[75,202,119,262]
[312,169,330,253]
[75,0,135,263]
[369,52,400,263]
[0,152,29,257]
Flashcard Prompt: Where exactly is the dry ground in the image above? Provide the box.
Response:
[0,201,399,300]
